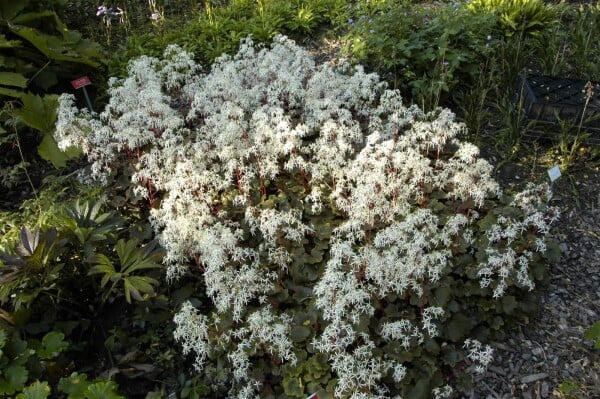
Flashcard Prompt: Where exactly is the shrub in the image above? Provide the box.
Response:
[55,36,559,398]
[340,0,499,111]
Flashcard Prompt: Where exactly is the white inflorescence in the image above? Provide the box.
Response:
[55,36,557,398]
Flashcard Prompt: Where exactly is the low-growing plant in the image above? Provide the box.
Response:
[107,0,345,77]
[55,36,560,398]
[0,327,125,399]
[341,0,499,111]
[466,0,557,38]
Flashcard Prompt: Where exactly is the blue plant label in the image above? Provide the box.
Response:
[547,165,561,182]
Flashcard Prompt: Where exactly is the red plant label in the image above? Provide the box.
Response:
[71,76,92,89]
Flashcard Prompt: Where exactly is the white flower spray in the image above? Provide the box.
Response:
[56,36,557,398]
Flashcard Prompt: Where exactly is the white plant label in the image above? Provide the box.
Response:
[547,165,561,182]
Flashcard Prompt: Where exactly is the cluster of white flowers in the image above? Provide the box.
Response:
[55,36,557,398]
[172,301,211,371]
[463,338,494,375]
[478,182,559,298]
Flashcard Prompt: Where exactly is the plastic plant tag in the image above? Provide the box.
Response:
[306,394,319,399]
[547,165,561,182]
[70,76,94,112]
[70,76,92,89]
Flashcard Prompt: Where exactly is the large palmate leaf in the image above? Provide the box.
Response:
[15,93,57,133]
[0,0,104,169]
[9,22,101,68]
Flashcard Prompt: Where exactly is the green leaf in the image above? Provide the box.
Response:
[123,279,140,303]
[407,378,429,399]
[500,295,517,315]
[542,240,561,262]
[17,94,58,133]
[37,133,81,168]
[290,326,312,343]
[0,86,23,98]
[116,239,163,274]
[85,381,125,399]
[88,260,116,288]
[4,364,28,392]
[9,23,101,68]
[38,331,68,359]
[16,381,51,399]
[11,11,54,25]
[0,1,29,20]
[282,376,304,398]
[432,286,452,307]
[123,276,158,303]
[0,72,28,88]
[58,372,90,399]
[0,329,6,349]
[444,313,472,342]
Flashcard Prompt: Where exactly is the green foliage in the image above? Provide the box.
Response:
[0,226,68,311]
[558,378,585,399]
[583,320,600,349]
[0,175,89,251]
[0,193,170,396]
[88,239,163,303]
[0,329,66,397]
[0,0,103,170]
[341,0,498,110]
[0,327,125,399]
[15,381,51,399]
[467,0,557,38]
[282,352,332,398]
[178,374,211,399]
[108,0,344,76]
[60,199,124,258]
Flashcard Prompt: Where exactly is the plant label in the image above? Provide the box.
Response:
[71,76,92,89]
[306,394,319,399]
[547,165,561,182]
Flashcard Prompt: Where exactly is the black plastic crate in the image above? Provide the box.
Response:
[515,74,600,145]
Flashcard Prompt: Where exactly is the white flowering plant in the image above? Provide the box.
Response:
[55,36,560,398]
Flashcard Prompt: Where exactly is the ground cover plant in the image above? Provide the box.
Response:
[54,36,560,398]
[1,0,599,398]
